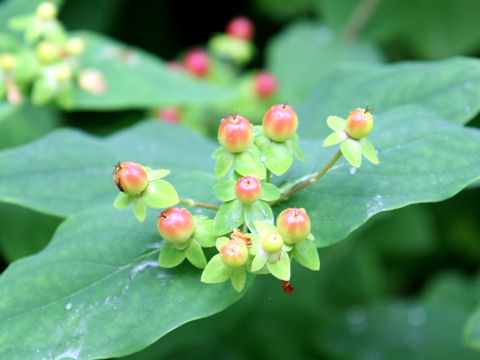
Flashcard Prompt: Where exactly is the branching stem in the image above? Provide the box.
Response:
[270,150,342,206]
[341,0,383,42]
[179,198,220,211]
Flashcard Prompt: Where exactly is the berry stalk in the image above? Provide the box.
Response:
[179,198,220,211]
[270,150,342,205]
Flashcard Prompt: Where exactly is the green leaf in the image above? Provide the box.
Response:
[253,221,277,236]
[264,142,293,176]
[113,192,131,209]
[266,22,382,103]
[201,254,232,283]
[31,78,54,105]
[260,183,281,201]
[251,251,268,273]
[193,219,217,247]
[230,269,247,292]
[266,253,291,281]
[244,201,274,232]
[0,206,244,360]
[132,197,146,222]
[360,137,379,164]
[323,131,347,147]
[215,237,229,252]
[215,150,234,179]
[286,138,306,162]
[326,115,346,131]
[233,148,266,179]
[213,180,236,202]
[147,169,170,181]
[185,240,207,269]
[142,179,179,209]
[214,200,244,235]
[340,139,362,168]
[292,240,320,270]
[320,0,480,59]
[0,120,216,217]
[70,31,238,110]
[464,305,480,350]
[298,57,480,138]
[158,242,186,268]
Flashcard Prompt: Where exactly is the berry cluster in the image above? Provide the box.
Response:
[1,1,106,107]
[113,105,379,293]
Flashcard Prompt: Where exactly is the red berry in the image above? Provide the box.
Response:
[183,49,210,77]
[226,16,254,40]
[254,71,278,98]
[113,161,149,195]
[345,108,374,139]
[156,107,180,123]
[157,208,194,244]
[235,176,261,204]
[263,104,298,142]
[220,239,248,268]
[218,114,254,153]
[262,231,284,253]
[276,208,311,245]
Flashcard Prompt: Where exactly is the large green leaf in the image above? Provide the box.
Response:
[0,120,217,217]
[298,57,480,138]
[0,205,245,360]
[319,0,480,59]
[279,106,480,247]
[266,22,382,104]
[70,31,237,110]
[0,102,61,150]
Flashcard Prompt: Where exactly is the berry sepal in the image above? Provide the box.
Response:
[213,176,278,235]
[255,127,305,176]
[158,215,215,269]
[201,235,250,292]
[323,113,379,168]
[113,163,179,222]
[212,144,266,179]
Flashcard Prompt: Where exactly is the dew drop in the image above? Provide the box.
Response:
[65,302,72,310]
[349,167,357,175]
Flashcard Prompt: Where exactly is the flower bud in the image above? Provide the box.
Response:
[36,1,57,20]
[66,37,85,56]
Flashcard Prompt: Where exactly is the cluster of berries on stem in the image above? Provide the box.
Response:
[113,104,379,293]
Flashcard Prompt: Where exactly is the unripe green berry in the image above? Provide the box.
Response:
[263,104,298,143]
[0,54,15,72]
[36,41,59,64]
[220,239,248,268]
[262,231,284,253]
[218,114,253,153]
[78,69,107,95]
[66,37,85,56]
[235,176,261,204]
[345,108,374,139]
[277,208,311,245]
[157,208,194,245]
[36,1,57,20]
[55,63,72,82]
[113,161,149,195]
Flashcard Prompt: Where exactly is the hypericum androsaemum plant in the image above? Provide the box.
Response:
[1,1,106,107]
[113,103,379,292]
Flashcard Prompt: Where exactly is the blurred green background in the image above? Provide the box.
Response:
[1,0,480,359]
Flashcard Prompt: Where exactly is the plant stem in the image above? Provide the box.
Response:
[341,0,383,42]
[266,169,271,183]
[270,150,342,206]
[179,198,220,211]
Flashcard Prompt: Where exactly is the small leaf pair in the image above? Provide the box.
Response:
[323,114,379,168]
